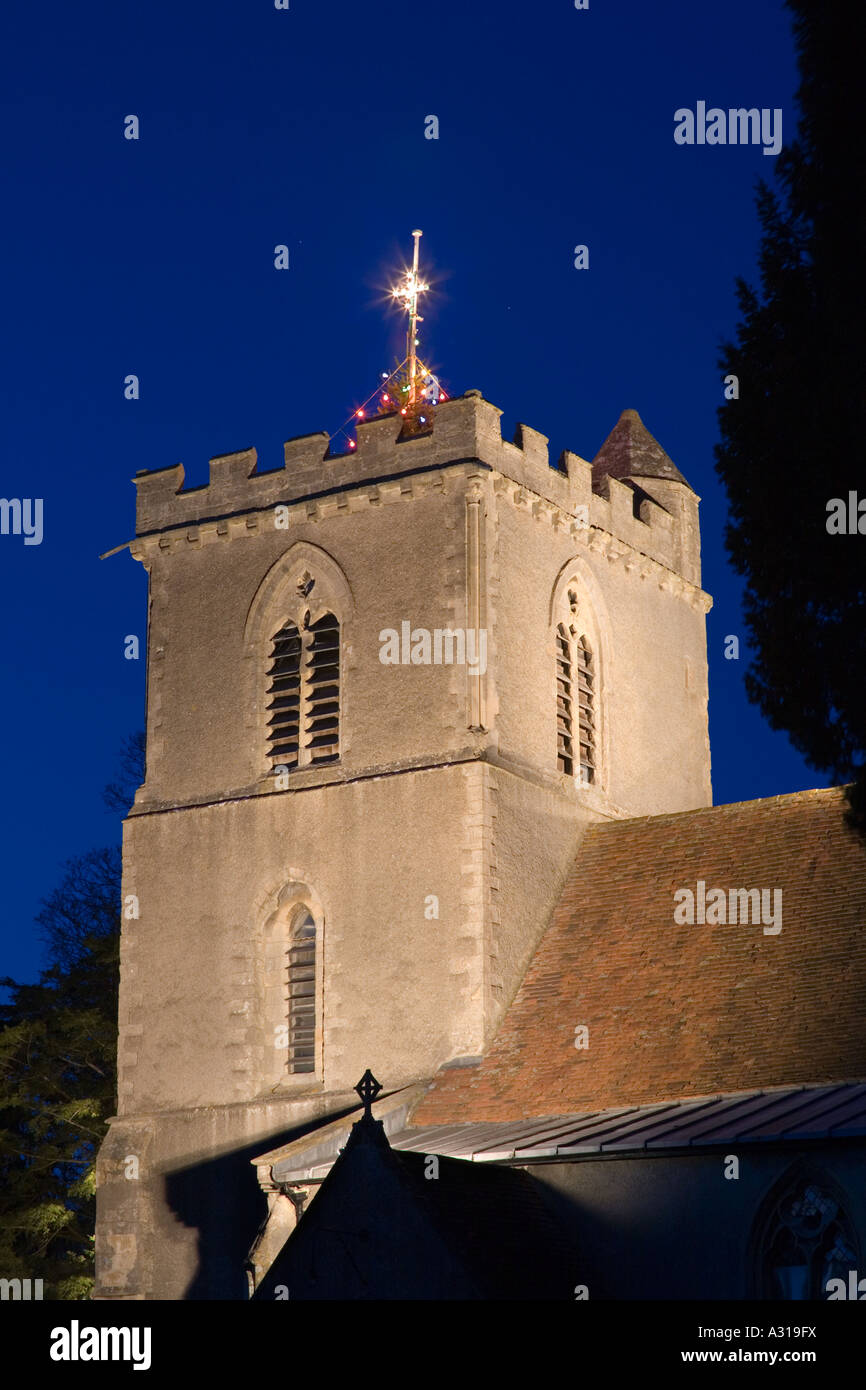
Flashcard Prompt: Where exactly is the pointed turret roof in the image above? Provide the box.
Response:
[592,408,692,491]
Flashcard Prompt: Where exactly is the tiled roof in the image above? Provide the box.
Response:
[592,407,692,490]
[414,787,866,1124]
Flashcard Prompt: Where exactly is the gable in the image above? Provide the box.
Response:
[253,1119,574,1300]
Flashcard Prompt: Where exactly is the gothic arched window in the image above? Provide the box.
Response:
[556,610,596,784]
[286,908,317,1075]
[266,612,340,772]
[262,879,324,1087]
[751,1167,859,1299]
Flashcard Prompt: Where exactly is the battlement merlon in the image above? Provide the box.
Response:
[132,390,702,586]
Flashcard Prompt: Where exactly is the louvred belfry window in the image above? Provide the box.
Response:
[576,636,596,785]
[286,909,316,1074]
[556,623,575,776]
[305,613,340,765]
[266,612,340,771]
[266,622,303,768]
[556,623,596,784]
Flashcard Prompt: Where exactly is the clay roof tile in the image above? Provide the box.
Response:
[592,407,692,490]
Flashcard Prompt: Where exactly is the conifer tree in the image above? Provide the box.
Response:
[0,930,119,1299]
[715,1,866,820]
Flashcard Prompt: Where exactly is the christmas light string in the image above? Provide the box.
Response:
[327,356,447,452]
[327,230,447,453]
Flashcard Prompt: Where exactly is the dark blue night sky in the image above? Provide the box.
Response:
[0,0,812,984]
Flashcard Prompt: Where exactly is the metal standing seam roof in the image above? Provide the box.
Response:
[266,1082,866,1184]
[386,1082,866,1166]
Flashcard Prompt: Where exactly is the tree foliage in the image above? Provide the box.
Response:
[102,730,146,817]
[715,1,866,815]
[0,733,143,1298]
[36,847,121,975]
[0,930,119,1299]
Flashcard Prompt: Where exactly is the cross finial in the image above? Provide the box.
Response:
[354,1069,382,1118]
[390,230,428,408]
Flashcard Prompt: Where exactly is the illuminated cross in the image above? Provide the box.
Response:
[390,229,428,407]
[354,1068,383,1118]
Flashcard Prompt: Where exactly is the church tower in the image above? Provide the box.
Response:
[95,256,712,1301]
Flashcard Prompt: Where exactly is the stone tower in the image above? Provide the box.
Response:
[95,391,712,1299]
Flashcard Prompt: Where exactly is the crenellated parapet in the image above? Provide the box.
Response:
[133,389,702,587]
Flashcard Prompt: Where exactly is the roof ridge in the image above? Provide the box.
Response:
[583,784,848,839]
